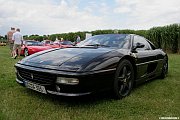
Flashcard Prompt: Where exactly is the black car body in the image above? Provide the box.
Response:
[15,34,168,99]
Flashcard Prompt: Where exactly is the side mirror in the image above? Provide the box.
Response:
[132,42,145,51]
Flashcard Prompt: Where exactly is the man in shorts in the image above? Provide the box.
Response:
[7,27,15,57]
[12,28,23,59]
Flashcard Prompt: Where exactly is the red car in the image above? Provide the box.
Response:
[41,40,61,48]
[21,40,52,56]
[41,40,53,45]
[53,40,73,48]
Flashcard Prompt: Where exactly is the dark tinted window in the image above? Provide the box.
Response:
[26,41,43,46]
[133,35,152,51]
[78,34,130,49]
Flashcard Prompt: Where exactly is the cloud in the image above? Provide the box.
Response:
[0,0,179,36]
[114,0,180,29]
[0,0,106,35]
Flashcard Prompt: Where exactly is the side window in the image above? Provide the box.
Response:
[147,40,157,50]
[133,36,152,51]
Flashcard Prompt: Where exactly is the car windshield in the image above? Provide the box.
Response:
[45,41,52,44]
[61,41,73,45]
[26,41,43,46]
[41,40,53,44]
[54,40,60,44]
[77,34,130,48]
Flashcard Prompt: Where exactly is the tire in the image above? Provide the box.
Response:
[24,48,29,57]
[160,56,168,79]
[113,59,134,99]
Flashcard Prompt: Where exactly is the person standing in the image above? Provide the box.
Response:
[60,38,64,42]
[7,27,15,57]
[12,28,23,59]
[76,36,81,44]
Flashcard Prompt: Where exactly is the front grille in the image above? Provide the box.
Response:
[17,68,56,84]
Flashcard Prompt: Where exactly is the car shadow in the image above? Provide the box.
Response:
[133,76,168,90]
[23,77,167,106]
[25,89,115,106]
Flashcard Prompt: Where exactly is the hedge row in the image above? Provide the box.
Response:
[24,23,180,53]
[146,24,180,53]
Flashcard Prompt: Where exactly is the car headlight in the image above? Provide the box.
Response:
[56,77,79,85]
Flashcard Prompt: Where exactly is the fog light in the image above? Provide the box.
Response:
[56,77,79,85]
[56,85,61,92]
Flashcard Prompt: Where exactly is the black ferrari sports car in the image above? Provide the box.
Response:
[15,34,168,99]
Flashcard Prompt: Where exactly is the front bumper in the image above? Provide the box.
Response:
[15,63,115,96]
[16,78,91,96]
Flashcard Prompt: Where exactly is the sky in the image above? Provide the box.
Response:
[0,0,180,36]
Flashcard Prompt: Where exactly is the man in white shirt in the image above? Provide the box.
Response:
[12,28,23,59]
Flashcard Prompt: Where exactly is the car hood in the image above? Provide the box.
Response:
[20,47,115,71]
[27,46,52,49]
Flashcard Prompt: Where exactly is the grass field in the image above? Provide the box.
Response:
[0,46,179,120]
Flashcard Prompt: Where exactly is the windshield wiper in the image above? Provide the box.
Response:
[85,44,110,47]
